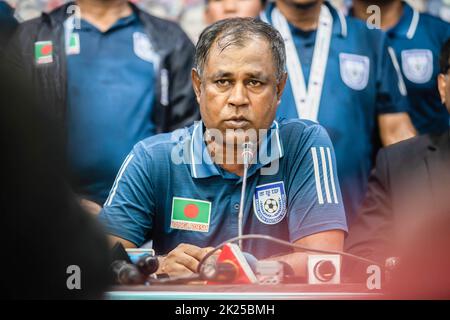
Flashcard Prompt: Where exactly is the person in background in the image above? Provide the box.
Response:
[204,0,266,24]
[260,0,416,224]
[345,39,450,280]
[0,0,18,49]
[5,0,199,214]
[0,60,110,300]
[352,0,450,135]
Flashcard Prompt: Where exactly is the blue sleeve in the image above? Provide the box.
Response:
[376,32,410,114]
[98,142,155,247]
[287,124,348,242]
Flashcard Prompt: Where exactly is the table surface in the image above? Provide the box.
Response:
[105,284,383,300]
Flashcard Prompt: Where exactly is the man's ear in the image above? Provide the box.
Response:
[276,72,288,105]
[192,68,202,105]
[438,74,447,105]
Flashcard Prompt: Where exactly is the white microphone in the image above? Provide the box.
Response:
[238,142,254,249]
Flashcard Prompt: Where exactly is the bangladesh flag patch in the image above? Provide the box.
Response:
[35,41,53,65]
[170,197,211,233]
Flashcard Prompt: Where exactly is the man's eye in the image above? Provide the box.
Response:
[248,80,262,87]
[216,79,230,86]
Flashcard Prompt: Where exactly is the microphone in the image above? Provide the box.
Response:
[202,243,258,284]
[238,141,255,249]
[136,254,159,276]
[111,260,146,285]
[242,142,254,167]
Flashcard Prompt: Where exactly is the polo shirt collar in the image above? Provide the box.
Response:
[326,0,348,38]
[264,1,347,38]
[388,1,420,39]
[68,10,138,33]
[189,121,284,179]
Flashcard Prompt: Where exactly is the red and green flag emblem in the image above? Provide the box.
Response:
[34,41,53,64]
[171,197,211,233]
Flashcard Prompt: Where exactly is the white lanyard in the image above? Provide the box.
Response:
[261,5,333,122]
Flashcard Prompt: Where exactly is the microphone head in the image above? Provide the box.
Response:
[242,252,258,273]
[136,254,159,276]
[242,142,255,165]
[111,260,145,285]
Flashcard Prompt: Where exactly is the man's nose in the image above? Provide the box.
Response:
[228,82,250,107]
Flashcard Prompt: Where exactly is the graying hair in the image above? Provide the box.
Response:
[194,18,286,82]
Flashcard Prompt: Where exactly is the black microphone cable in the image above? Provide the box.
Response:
[197,234,384,275]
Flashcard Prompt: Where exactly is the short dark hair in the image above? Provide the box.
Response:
[440,38,450,74]
[194,17,286,82]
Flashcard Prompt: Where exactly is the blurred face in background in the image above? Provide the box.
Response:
[438,61,450,113]
[277,0,321,9]
[205,0,264,24]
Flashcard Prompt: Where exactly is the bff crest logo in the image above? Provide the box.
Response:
[253,181,287,225]
[339,53,370,91]
[401,49,433,84]
[133,32,158,64]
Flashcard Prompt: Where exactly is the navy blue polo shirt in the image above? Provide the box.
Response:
[263,1,410,223]
[66,12,158,204]
[99,120,348,259]
[384,2,450,134]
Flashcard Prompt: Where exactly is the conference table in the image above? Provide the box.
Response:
[105,283,383,300]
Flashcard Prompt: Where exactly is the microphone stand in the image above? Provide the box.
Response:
[238,142,254,249]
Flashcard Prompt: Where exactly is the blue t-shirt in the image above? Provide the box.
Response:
[66,13,158,204]
[99,120,348,259]
[264,1,410,223]
[385,2,450,134]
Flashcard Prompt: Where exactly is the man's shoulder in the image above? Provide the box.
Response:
[136,8,192,47]
[378,133,433,168]
[277,118,330,151]
[345,14,386,41]
[277,118,324,134]
[133,124,194,158]
[418,10,450,29]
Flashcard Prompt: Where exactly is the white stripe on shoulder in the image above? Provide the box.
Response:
[326,147,339,204]
[320,147,332,204]
[105,154,135,207]
[311,147,324,205]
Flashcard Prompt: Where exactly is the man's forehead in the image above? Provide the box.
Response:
[204,37,275,73]
[209,70,269,79]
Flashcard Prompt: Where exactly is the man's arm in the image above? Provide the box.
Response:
[166,28,200,131]
[278,124,348,277]
[79,198,102,215]
[378,113,416,146]
[344,148,394,279]
[108,235,137,248]
[374,33,416,146]
[264,230,344,277]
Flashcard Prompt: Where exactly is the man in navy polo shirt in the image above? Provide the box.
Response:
[99,18,347,277]
[260,0,416,224]
[352,0,450,134]
[5,0,198,214]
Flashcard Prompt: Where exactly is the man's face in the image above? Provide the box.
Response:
[438,64,450,113]
[192,37,286,146]
[205,0,263,24]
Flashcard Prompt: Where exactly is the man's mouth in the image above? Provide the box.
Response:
[224,117,250,129]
